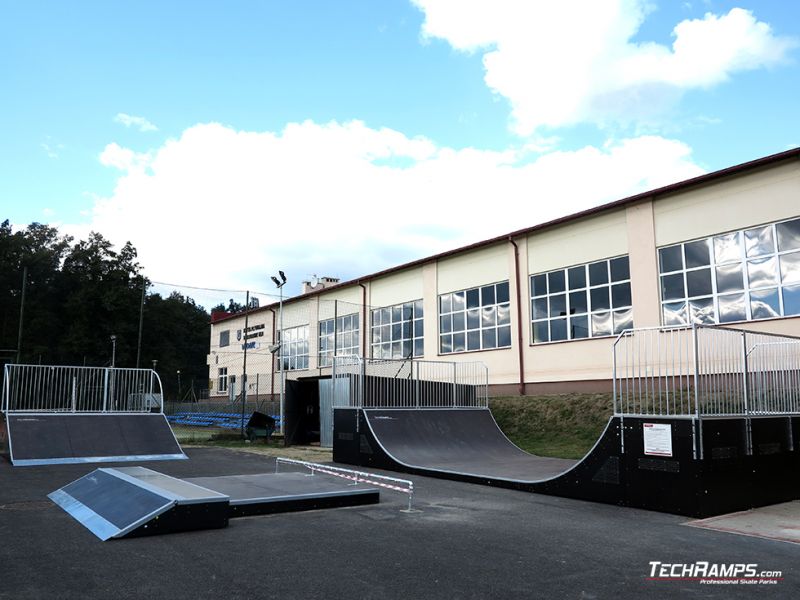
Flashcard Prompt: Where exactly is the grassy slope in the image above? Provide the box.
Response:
[490,394,614,459]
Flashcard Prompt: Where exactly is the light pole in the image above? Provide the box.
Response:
[110,335,117,368]
[271,271,287,436]
[177,369,182,402]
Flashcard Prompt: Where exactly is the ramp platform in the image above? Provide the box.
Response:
[5,413,186,466]
[48,467,229,540]
[334,408,800,518]
[186,472,380,517]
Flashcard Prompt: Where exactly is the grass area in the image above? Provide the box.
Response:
[173,426,333,462]
[490,393,614,459]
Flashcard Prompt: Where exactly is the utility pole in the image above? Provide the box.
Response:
[16,266,27,364]
[136,280,146,368]
[241,290,250,438]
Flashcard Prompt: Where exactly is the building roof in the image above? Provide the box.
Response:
[212,146,800,324]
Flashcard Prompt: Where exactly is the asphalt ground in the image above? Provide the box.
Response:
[1,448,798,600]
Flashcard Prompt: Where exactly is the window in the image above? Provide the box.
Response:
[217,367,228,393]
[278,325,309,370]
[371,300,423,359]
[531,256,632,343]
[439,281,511,354]
[658,217,800,325]
[219,330,230,348]
[319,313,360,367]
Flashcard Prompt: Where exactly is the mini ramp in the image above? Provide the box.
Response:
[2,364,186,466]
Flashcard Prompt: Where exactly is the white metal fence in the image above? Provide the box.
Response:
[2,365,164,413]
[332,356,488,409]
[613,325,800,417]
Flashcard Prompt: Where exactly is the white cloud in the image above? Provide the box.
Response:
[41,137,64,159]
[114,113,159,132]
[412,1,796,134]
[81,120,703,294]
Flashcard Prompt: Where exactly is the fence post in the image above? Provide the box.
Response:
[71,376,77,413]
[103,369,109,412]
[741,331,749,415]
[452,362,457,407]
[692,325,700,419]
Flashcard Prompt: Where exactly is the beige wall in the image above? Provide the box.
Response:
[527,209,628,273]
[437,243,508,293]
[654,160,800,246]
[369,267,424,307]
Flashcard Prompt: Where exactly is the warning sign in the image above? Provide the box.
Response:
[643,423,672,457]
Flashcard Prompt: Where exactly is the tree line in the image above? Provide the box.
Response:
[0,220,210,399]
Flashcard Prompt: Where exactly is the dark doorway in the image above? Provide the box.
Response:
[283,378,320,446]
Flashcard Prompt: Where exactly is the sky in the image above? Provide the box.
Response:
[1,0,799,302]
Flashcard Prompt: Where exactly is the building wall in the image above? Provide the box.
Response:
[208,155,800,395]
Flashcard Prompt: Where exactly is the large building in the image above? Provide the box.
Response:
[208,148,800,399]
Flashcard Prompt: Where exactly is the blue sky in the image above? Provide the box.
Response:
[1,0,798,298]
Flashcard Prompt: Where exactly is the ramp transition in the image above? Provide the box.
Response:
[5,413,187,466]
[333,408,800,518]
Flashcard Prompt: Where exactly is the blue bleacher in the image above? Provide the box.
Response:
[167,411,281,430]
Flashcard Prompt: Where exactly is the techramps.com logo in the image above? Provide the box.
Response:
[647,562,783,585]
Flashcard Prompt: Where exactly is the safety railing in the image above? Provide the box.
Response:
[613,324,800,418]
[2,364,164,413]
[332,355,488,409]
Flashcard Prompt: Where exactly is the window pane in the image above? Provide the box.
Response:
[568,266,586,289]
[591,312,612,337]
[718,293,746,323]
[569,290,588,314]
[659,245,683,273]
[452,311,465,332]
[611,282,632,308]
[402,303,414,320]
[549,294,567,317]
[531,298,547,320]
[392,306,402,322]
[570,315,589,339]
[588,261,609,286]
[684,239,711,268]
[481,285,496,306]
[381,343,391,359]
[440,315,452,334]
[439,294,452,314]
[497,325,512,347]
[777,218,800,252]
[550,318,567,341]
[392,323,401,339]
[414,318,423,337]
[747,256,778,289]
[613,308,634,334]
[467,330,481,350]
[750,288,780,319]
[414,339,424,357]
[590,287,610,311]
[497,304,511,326]
[713,232,741,264]
[689,297,715,324]
[783,284,800,316]
[371,311,380,327]
[414,300,424,318]
[452,292,465,312]
[381,307,391,324]
[466,288,480,309]
[532,321,549,343]
[402,321,412,338]
[452,332,465,353]
[745,225,774,257]
[663,302,687,326]
[482,306,497,327]
[548,271,565,294]
[496,281,510,303]
[780,251,800,285]
[381,325,390,341]
[715,263,744,293]
[482,328,497,349]
[467,308,480,330]
[439,335,452,354]
[660,273,684,301]
[686,268,712,297]
[530,275,547,297]
[610,256,630,282]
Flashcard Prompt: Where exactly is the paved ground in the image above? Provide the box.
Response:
[1,448,798,599]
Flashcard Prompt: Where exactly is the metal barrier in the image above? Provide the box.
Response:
[613,325,800,417]
[332,356,488,409]
[2,364,164,413]
[275,457,415,511]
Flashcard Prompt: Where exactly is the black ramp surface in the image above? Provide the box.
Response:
[7,413,186,465]
[365,408,576,481]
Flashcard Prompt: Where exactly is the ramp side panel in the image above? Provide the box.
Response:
[7,414,186,465]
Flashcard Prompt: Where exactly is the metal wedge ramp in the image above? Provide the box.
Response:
[48,467,229,540]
